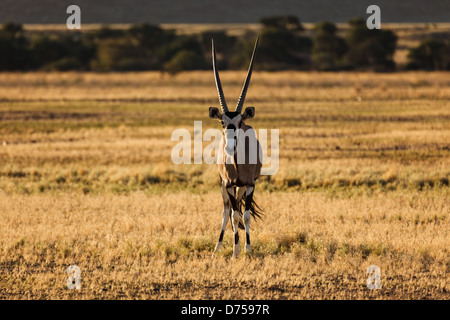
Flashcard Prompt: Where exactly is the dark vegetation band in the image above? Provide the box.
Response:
[0,15,449,73]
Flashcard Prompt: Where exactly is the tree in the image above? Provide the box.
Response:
[163,50,207,75]
[345,18,397,71]
[259,15,304,31]
[127,23,174,49]
[407,39,449,70]
[0,23,33,70]
[233,16,311,70]
[157,35,204,66]
[312,21,347,71]
[199,31,237,70]
[92,37,149,71]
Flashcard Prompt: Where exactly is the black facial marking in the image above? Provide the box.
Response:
[225,111,240,118]
[224,111,241,119]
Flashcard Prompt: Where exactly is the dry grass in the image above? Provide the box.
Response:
[0,71,448,299]
[0,71,449,102]
[0,191,448,299]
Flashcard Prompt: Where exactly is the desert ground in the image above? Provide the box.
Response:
[0,70,448,299]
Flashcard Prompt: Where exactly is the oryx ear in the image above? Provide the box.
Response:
[242,106,255,120]
[209,107,222,119]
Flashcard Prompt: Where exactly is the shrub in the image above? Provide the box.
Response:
[407,39,449,70]
[259,15,304,31]
[127,23,174,50]
[312,21,348,71]
[200,31,237,70]
[345,18,397,71]
[0,22,33,70]
[163,50,207,75]
[43,57,84,71]
[233,25,312,70]
[92,37,149,71]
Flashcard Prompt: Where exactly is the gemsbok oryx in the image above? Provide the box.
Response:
[209,37,263,258]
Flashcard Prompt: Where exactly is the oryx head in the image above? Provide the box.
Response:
[209,37,259,156]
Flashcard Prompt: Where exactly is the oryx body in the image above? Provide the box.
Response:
[209,37,263,258]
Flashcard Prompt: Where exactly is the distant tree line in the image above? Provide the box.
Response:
[0,16,448,73]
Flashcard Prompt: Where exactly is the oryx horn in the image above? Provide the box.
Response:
[212,39,228,113]
[235,36,259,114]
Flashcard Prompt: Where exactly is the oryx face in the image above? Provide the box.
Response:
[209,37,258,156]
[209,109,255,156]
[221,112,242,156]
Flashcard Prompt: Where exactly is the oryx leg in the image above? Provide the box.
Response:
[212,182,231,258]
[243,185,254,253]
[236,186,247,206]
[226,185,241,258]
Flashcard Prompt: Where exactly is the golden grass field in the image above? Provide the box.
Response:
[0,70,449,299]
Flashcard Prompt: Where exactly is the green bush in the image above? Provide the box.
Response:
[163,50,207,75]
[0,22,33,70]
[233,24,312,70]
[0,19,408,73]
[91,37,149,71]
[312,21,348,71]
[200,31,237,70]
[259,15,304,31]
[28,32,93,71]
[43,57,84,71]
[127,23,174,49]
[157,35,204,65]
[344,18,397,71]
[407,39,449,70]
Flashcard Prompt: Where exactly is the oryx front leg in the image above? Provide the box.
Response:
[231,209,241,258]
[244,186,254,254]
[212,183,231,258]
[212,208,230,258]
[226,186,241,258]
